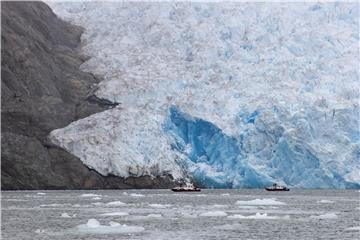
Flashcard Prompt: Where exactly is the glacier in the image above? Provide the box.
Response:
[48,2,359,188]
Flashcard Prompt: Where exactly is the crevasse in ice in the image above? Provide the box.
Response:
[48,2,360,188]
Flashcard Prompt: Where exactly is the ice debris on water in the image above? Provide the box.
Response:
[236,198,286,206]
[76,219,145,235]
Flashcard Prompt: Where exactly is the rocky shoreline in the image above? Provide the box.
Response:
[1,1,175,190]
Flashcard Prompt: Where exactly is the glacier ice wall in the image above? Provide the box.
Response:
[48,2,359,188]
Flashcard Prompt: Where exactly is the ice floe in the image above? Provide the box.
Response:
[147,214,162,218]
[317,200,334,204]
[236,199,286,206]
[100,212,129,216]
[200,211,228,217]
[76,219,144,234]
[92,197,102,200]
[149,204,172,208]
[105,201,127,206]
[130,193,145,197]
[61,213,72,218]
[35,229,45,234]
[228,213,290,220]
[37,192,46,195]
[81,193,101,197]
[345,226,360,231]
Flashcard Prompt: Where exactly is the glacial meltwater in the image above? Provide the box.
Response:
[2,190,359,240]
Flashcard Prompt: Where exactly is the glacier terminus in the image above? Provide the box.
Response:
[48,2,360,189]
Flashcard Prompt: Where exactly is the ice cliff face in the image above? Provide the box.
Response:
[49,2,360,188]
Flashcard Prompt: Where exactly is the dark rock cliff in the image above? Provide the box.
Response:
[1,1,174,190]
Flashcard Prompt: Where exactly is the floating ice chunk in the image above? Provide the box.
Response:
[237,206,258,209]
[40,203,71,207]
[221,193,230,196]
[228,213,290,220]
[317,200,334,204]
[81,194,101,197]
[147,214,162,218]
[149,204,172,208]
[35,229,45,234]
[200,211,228,217]
[236,199,286,206]
[212,204,228,208]
[130,193,144,197]
[61,213,72,218]
[92,202,103,206]
[76,219,145,235]
[106,201,127,207]
[109,221,120,227]
[345,226,360,231]
[122,192,128,196]
[37,192,46,195]
[86,219,101,228]
[310,213,338,219]
[100,212,129,216]
[92,197,102,200]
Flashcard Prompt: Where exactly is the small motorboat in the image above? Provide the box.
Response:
[171,183,201,192]
[265,183,290,191]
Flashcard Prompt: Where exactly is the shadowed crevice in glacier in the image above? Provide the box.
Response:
[164,106,272,188]
[164,106,360,189]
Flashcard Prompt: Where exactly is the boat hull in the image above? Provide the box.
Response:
[265,188,290,191]
[171,188,201,192]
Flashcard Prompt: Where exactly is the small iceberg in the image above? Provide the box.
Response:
[105,201,127,207]
[345,226,360,231]
[199,211,228,217]
[149,204,172,208]
[61,213,72,218]
[130,193,144,197]
[317,200,334,204]
[81,193,102,197]
[76,219,144,235]
[100,212,129,216]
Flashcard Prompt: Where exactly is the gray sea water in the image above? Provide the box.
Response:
[2,189,360,240]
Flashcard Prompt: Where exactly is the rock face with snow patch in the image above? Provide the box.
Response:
[1,2,175,189]
[48,2,360,188]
